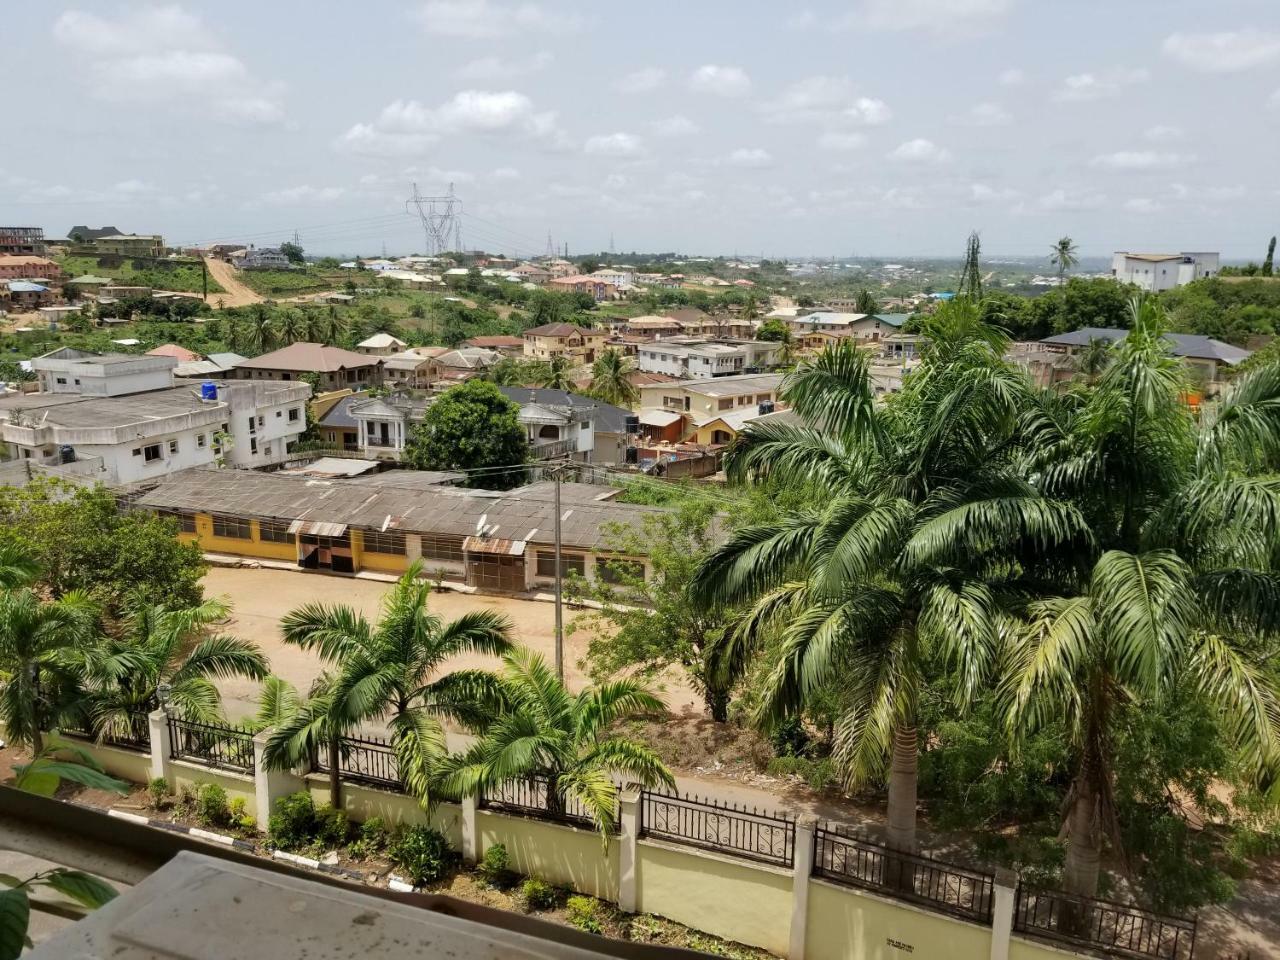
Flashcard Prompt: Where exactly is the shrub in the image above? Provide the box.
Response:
[195,783,230,827]
[350,817,389,859]
[147,777,171,810]
[267,791,318,851]
[566,895,604,934]
[314,806,351,849]
[520,876,557,912]
[477,842,514,889]
[228,796,255,832]
[388,826,455,887]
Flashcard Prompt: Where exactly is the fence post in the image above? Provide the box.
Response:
[461,793,479,863]
[147,709,172,784]
[253,727,301,833]
[989,867,1017,960]
[788,814,817,960]
[617,789,641,913]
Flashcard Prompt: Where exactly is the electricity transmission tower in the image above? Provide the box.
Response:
[405,182,463,255]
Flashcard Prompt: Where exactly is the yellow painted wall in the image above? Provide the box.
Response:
[59,736,151,785]
[477,810,620,902]
[168,760,257,808]
[693,421,738,445]
[302,775,464,849]
[187,513,297,562]
[635,840,793,957]
[805,878,993,960]
[1010,935,1085,960]
[351,531,410,574]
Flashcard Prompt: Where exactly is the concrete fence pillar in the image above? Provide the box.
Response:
[252,728,303,831]
[990,867,1018,960]
[617,789,641,913]
[147,709,172,785]
[461,793,479,863]
[788,814,817,960]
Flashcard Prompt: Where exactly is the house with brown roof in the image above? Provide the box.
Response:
[522,323,609,363]
[0,256,63,282]
[547,275,620,301]
[462,335,525,356]
[230,342,381,391]
[146,344,202,363]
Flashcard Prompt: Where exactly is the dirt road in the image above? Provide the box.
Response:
[202,256,263,308]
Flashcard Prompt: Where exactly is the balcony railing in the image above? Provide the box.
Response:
[530,436,578,459]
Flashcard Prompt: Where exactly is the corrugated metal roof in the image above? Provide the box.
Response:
[463,536,526,556]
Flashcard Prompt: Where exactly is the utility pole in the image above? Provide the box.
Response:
[550,460,567,682]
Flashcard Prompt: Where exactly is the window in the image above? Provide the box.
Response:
[168,439,179,455]
[288,407,301,422]
[275,410,282,418]
[156,510,197,533]
[248,416,256,435]
[419,535,464,564]
[142,443,162,463]
[596,557,644,585]
[362,530,406,555]
[196,433,206,448]
[250,438,259,455]
[263,443,272,456]
[258,519,294,544]
[257,415,265,428]
[579,421,590,431]
[535,551,586,578]
[212,515,251,539]
[756,394,771,403]
[717,398,733,411]
[55,377,67,385]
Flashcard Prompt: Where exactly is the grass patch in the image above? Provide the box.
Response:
[57,254,222,294]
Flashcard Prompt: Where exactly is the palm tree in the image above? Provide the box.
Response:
[589,348,639,407]
[277,310,308,346]
[243,306,277,354]
[77,597,267,736]
[532,355,574,390]
[1049,237,1079,280]
[263,562,514,807]
[0,589,98,753]
[692,302,1089,853]
[0,544,39,590]
[436,647,675,835]
[1073,337,1112,384]
[1009,295,1280,897]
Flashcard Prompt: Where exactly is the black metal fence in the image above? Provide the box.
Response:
[1014,886,1197,960]
[63,712,151,753]
[640,790,796,868]
[813,826,995,924]
[167,715,255,773]
[312,734,402,792]
[479,775,611,831]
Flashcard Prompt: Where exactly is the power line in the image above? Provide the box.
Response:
[406,182,463,255]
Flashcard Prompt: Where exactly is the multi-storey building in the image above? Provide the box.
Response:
[0,227,46,256]
[93,234,165,258]
[1111,251,1219,291]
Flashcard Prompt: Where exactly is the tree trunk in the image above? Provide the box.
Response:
[328,734,342,809]
[705,686,729,723]
[884,722,919,893]
[1062,774,1102,898]
[31,725,43,757]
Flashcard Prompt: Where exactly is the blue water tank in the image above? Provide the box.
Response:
[200,381,218,401]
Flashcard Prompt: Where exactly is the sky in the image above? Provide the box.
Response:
[6,1,1280,259]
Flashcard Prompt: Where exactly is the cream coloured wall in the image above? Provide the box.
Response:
[60,736,152,784]
[303,775,463,850]
[1010,934,1087,960]
[168,760,258,808]
[477,810,620,902]
[635,839,794,957]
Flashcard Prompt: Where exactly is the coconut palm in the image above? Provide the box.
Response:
[1049,236,1079,279]
[436,647,675,835]
[243,306,277,354]
[532,355,574,390]
[1008,295,1280,897]
[589,348,639,407]
[0,589,98,753]
[77,597,267,737]
[0,544,39,590]
[692,302,1090,852]
[263,561,514,807]
[320,306,348,345]
[1072,337,1113,385]
[277,309,309,345]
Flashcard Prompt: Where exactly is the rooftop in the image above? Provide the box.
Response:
[497,386,633,433]
[523,322,600,338]
[234,342,379,373]
[647,373,785,397]
[1040,328,1251,364]
[146,344,201,362]
[356,333,407,350]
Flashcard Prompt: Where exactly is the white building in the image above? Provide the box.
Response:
[590,267,635,289]
[0,349,310,483]
[635,338,781,379]
[1111,251,1219,291]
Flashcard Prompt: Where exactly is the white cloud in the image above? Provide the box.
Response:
[617,67,666,93]
[584,132,643,157]
[689,64,751,97]
[1163,30,1280,73]
[952,101,1011,126]
[415,0,580,38]
[998,67,1025,86]
[969,183,1019,203]
[1025,188,1106,213]
[1271,89,1280,108]
[842,97,892,126]
[762,77,891,126]
[457,51,552,80]
[888,138,951,163]
[262,185,348,205]
[113,179,156,196]
[1171,183,1247,203]
[649,114,698,137]
[1123,198,1164,214]
[726,147,773,168]
[491,166,521,180]
[817,131,867,151]
[857,0,1014,35]
[52,7,284,125]
[1054,67,1149,102]
[1144,125,1184,142]
[1091,151,1193,170]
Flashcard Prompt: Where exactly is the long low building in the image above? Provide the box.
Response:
[122,468,696,592]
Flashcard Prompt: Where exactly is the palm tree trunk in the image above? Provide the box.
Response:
[704,686,730,723]
[31,725,44,756]
[885,722,918,851]
[328,734,342,809]
[1063,773,1102,898]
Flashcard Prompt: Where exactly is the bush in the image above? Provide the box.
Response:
[267,792,318,851]
[477,842,514,889]
[350,817,389,860]
[520,876,557,912]
[147,777,171,810]
[388,826,455,887]
[566,895,604,934]
[196,783,230,827]
[228,796,255,832]
[315,806,351,849]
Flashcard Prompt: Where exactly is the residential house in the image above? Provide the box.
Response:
[146,344,201,363]
[498,386,637,465]
[6,281,55,309]
[461,335,525,355]
[230,342,381,391]
[382,348,446,390]
[172,352,247,379]
[624,316,685,340]
[547,275,620,301]
[0,349,310,482]
[1037,327,1249,384]
[541,258,577,278]
[522,323,609,363]
[64,275,113,296]
[93,234,165,257]
[509,263,550,284]
[635,338,781,379]
[431,347,502,388]
[1111,251,1219,291]
[347,392,432,459]
[315,393,361,450]
[637,373,785,444]
[0,256,63,282]
[590,267,634,289]
[101,285,152,300]
[239,247,292,270]
[355,332,408,356]
[66,225,120,243]
[0,227,46,256]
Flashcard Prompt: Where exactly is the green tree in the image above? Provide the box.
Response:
[1049,237,1080,279]
[264,563,514,807]
[437,647,675,835]
[854,288,879,315]
[1029,277,1133,335]
[531,355,574,390]
[587,348,638,407]
[1010,295,1280,897]
[280,241,305,264]
[277,309,308,345]
[755,318,791,342]
[403,380,528,488]
[1263,236,1276,277]
[692,305,1086,853]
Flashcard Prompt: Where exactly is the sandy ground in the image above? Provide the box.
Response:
[204,566,702,722]
[202,257,263,308]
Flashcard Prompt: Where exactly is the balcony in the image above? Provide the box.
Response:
[530,436,578,460]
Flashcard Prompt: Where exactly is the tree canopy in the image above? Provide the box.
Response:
[403,379,528,488]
